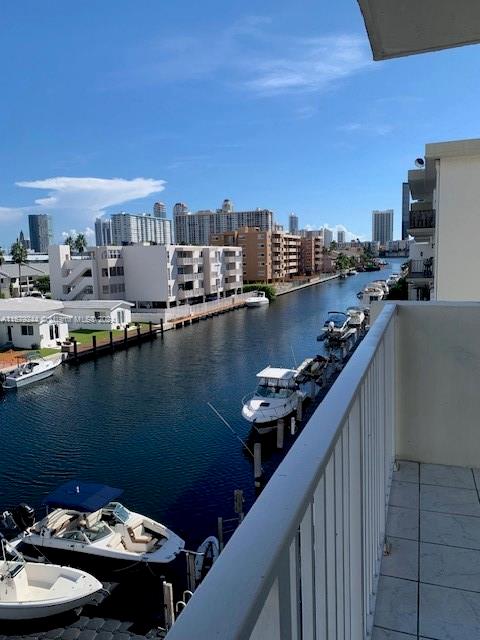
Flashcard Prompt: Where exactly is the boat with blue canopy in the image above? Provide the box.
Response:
[11,481,185,574]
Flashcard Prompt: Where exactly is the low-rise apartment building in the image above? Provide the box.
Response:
[300,233,324,275]
[49,243,243,310]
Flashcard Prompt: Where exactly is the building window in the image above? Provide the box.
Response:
[102,268,108,277]
[21,325,34,336]
[102,285,109,294]
[49,325,54,340]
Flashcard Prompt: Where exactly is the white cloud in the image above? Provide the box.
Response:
[0,177,166,240]
[338,122,393,136]
[118,20,372,98]
[304,222,366,242]
[244,35,372,96]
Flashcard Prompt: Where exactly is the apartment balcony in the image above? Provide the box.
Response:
[177,287,205,300]
[176,272,202,283]
[167,302,480,640]
[408,209,436,240]
[408,258,434,281]
[176,257,202,266]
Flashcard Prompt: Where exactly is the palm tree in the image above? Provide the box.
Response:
[10,239,28,297]
[65,235,76,250]
[74,233,87,254]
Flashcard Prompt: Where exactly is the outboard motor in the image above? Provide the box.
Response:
[11,503,35,531]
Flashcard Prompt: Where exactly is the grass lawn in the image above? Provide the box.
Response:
[37,348,61,357]
[69,328,124,343]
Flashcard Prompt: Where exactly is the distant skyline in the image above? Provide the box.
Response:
[2,1,480,247]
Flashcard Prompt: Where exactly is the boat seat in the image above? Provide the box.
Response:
[107,532,124,549]
[129,524,153,544]
[85,509,102,528]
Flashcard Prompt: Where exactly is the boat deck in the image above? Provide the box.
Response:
[374,461,480,639]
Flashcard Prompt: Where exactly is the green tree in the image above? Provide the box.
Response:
[74,233,87,254]
[335,252,350,272]
[10,239,28,297]
[330,240,338,251]
[36,275,50,294]
[64,235,76,250]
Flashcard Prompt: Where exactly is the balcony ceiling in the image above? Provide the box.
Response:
[357,0,480,60]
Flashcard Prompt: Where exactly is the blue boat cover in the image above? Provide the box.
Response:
[43,480,123,512]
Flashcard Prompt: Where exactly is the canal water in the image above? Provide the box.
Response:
[0,262,401,563]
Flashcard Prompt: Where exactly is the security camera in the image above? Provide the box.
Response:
[415,158,425,168]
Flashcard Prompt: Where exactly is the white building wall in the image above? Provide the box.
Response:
[122,244,170,303]
[0,320,68,349]
[434,154,480,301]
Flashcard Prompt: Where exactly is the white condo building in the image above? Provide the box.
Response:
[48,244,243,311]
[173,199,274,245]
[372,209,394,244]
[111,212,172,245]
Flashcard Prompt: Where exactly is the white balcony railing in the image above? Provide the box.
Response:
[167,304,396,639]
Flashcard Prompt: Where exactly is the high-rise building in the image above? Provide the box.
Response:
[111,212,172,245]
[153,202,167,218]
[321,227,333,248]
[337,229,346,244]
[401,183,410,240]
[372,209,394,244]
[289,213,299,234]
[19,230,30,250]
[95,217,113,246]
[28,214,53,253]
[174,199,274,245]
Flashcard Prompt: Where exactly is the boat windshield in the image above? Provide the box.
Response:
[256,385,293,399]
[324,313,347,328]
[112,503,131,524]
[84,521,111,542]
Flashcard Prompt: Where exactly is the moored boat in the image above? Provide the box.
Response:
[11,481,185,574]
[0,538,102,620]
[1,356,62,390]
[245,291,269,307]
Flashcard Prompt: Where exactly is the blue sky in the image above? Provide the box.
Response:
[1,0,480,247]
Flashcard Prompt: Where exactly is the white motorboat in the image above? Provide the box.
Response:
[0,539,102,620]
[14,481,185,571]
[242,367,305,433]
[348,269,358,275]
[361,285,385,306]
[245,291,269,307]
[2,356,62,390]
[370,280,389,295]
[321,311,350,338]
[386,273,400,287]
[346,306,366,328]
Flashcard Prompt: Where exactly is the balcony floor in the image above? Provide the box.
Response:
[373,461,480,640]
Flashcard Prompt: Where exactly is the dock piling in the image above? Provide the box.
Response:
[254,442,262,487]
[277,419,284,449]
[163,581,175,630]
[92,335,97,356]
[73,338,78,361]
[160,318,164,336]
[290,416,296,435]
[124,326,128,346]
[217,517,224,551]
[296,401,303,422]
[109,330,114,352]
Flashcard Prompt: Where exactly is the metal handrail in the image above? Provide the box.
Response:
[167,304,397,639]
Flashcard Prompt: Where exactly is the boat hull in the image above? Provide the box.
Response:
[0,590,98,620]
[246,300,269,307]
[2,367,56,389]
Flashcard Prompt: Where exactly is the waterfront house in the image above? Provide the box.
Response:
[165,4,480,639]
[0,298,70,350]
[62,300,133,330]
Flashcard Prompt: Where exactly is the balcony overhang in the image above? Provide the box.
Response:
[357,0,480,60]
